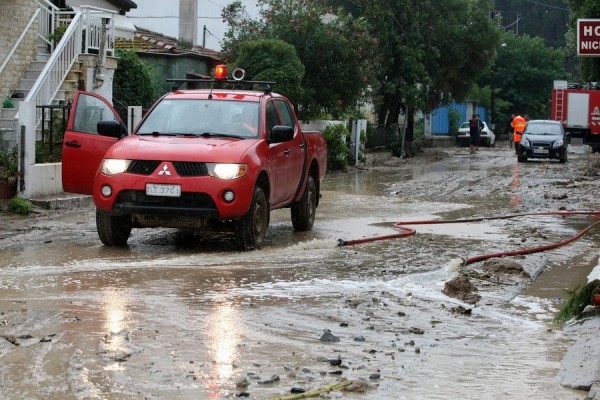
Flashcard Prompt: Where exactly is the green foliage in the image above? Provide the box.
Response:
[222,0,377,120]
[7,196,31,215]
[491,32,567,118]
[231,39,305,104]
[114,49,157,120]
[554,280,600,323]
[448,108,462,137]
[48,23,68,43]
[362,0,501,129]
[323,124,350,171]
[0,148,18,180]
[3,98,14,108]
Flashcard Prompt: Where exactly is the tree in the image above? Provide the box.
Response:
[348,0,501,144]
[113,49,157,121]
[222,0,377,120]
[230,39,305,106]
[566,0,600,82]
[486,33,567,122]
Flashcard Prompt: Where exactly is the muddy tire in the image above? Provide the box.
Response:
[234,186,269,250]
[559,151,568,163]
[291,175,316,231]
[517,155,527,163]
[96,209,132,246]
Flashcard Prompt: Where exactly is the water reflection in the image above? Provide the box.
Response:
[510,163,522,208]
[205,301,241,397]
[101,289,131,372]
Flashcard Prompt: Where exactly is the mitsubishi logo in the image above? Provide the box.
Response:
[158,164,172,176]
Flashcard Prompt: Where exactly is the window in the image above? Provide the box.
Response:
[73,94,119,134]
[275,100,295,128]
[265,101,278,137]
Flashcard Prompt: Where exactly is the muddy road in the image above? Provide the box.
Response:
[1,143,599,399]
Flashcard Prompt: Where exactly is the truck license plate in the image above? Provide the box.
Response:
[146,183,181,197]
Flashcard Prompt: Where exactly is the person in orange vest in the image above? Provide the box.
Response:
[511,113,527,153]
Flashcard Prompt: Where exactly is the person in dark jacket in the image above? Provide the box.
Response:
[469,113,484,154]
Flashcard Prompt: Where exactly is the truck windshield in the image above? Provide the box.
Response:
[137,99,260,138]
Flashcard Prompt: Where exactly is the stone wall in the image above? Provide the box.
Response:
[0,0,38,101]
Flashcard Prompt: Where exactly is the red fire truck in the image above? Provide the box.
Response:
[551,80,600,152]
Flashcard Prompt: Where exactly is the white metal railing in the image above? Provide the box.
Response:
[81,6,116,55]
[37,0,77,52]
[18,12,82,120]
[37,0,57,50]
[11,4,116,124]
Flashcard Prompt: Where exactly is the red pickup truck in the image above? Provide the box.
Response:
[61,67,327,250]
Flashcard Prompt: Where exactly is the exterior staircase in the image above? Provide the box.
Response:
[0,39,81,147]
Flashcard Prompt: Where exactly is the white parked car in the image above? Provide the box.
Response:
[456,121,496,147]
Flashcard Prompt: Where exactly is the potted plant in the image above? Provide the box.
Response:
[0,148,18,199]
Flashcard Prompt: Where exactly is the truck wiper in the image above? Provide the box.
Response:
[200,132,244,139]
[138,131,176,136]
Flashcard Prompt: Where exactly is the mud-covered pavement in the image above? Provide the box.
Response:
[1,142,599,399]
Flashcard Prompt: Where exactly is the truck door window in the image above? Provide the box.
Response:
[73,93,119,134]
[265,101,279,137]
[274,100,294,128]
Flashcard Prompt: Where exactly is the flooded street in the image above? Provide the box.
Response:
[1,143,599,399]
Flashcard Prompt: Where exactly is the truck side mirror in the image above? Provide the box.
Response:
[268,125,294,144]
[97,120,127,139]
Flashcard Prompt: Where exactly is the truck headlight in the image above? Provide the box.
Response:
[552,139,564,148]
[206,163,248,180]
[101,159,131,175]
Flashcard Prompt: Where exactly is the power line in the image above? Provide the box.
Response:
[523,0,569,12]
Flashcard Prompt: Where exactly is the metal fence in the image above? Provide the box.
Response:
[36,104,70,163]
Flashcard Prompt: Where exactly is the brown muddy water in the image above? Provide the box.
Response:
[0,145,598,399]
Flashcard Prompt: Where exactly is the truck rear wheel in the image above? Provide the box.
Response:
[291,175,316,231]
[234,186,269,250]
[96,209,132,246]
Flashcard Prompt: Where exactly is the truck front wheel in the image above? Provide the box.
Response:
[96,209,132,246]
[291,175,316,231]
[234,186,269,250]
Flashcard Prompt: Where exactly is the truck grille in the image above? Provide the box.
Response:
[173,162,209,177]
[125,161,208,177]
[113,190,218,216]
[127,160,161,175]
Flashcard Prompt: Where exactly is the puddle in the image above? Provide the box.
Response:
[0,148,597,398]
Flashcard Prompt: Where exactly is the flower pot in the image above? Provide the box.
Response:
[0,179,16,199]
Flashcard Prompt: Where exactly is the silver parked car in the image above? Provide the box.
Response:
[456,121,496,147]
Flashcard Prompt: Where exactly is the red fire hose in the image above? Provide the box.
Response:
[337,211,600,265]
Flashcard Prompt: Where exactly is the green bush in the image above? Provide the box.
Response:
[8,196,31,215]
[448,108,462,136]
[323,124,350,171]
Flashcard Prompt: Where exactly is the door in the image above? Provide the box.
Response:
[567,93,589,128]
[264,100,289,206]
[62,91,124,194]
[274,99,304,201]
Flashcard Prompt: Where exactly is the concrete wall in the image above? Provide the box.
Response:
[0,0,38,101]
